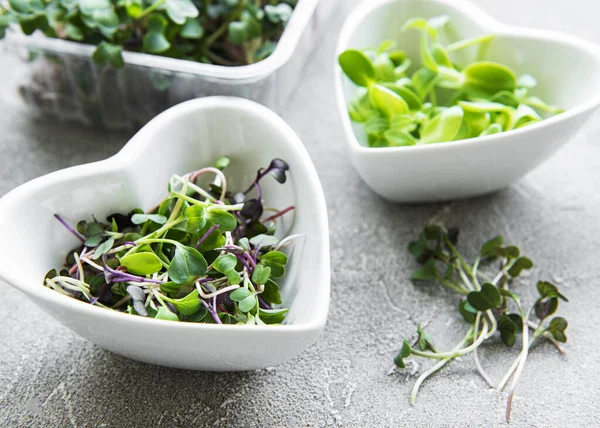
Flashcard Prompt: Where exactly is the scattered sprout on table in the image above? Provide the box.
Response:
[45,157,296,326]
[338,15,563,147]
[394,224,568,422]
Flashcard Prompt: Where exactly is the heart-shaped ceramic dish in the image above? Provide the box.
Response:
[0,97,330,371]
[335,0,600,202]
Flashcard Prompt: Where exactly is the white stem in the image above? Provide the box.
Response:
[195,281,240,299]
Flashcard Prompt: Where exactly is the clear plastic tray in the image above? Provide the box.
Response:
[3,0,337,130]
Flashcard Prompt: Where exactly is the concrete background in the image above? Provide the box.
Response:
[1,0,600,426]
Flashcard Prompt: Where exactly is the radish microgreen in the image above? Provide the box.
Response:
[396,225,568,422]
[45,157,295,326]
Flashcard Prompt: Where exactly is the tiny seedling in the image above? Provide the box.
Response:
[395,225,568,422]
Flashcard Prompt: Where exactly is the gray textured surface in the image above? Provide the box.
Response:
[1,1,600,426]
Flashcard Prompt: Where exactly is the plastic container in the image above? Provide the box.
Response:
[4,0,337,130]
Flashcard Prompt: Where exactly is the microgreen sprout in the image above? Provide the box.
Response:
[395,225,568,422]
[0,0,297,68]
[45,157,295,326]
[338,16,563,147]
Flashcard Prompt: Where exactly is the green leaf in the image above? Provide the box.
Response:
[144,31,171,53]
[338,49,376,87]
[19,13,52,36]
[206,209,237,232]
[459,300,477,323]
[252,265,271,285]
[185,206,236,233]
[91,42,124,68]
[507,257,534,277]
[547,317,568,343]
[384,129,417,147]
[230,287,251,302]
[382,84,422,111]
[417,324,436,352]
[420,106,464,144]
[239,294,257,313]
[168,245,208,284]
[249,234,279,247]
[535,297,558,320]
[9,0,30,13]
[368,84,409,118]
[155,305,178,321]
[163,290,201,315]
[264,3,292,24]
[523,96,563,115]
[373,53,397,82]
[458,101,511,114]
[513,104,541,129]
[93,237,115,259]
[131,213,167,225]
[93,7,119,38]
[479,235,504,258]
[228,21,247,44]
[211,253,240,285]
[124,0,143,17]
[179,18,204,40]
[258,307,288,324]
[411,67,438,99]
[188,305,209,322]
[411,257,437,280]
[389,113,417,132]
[163,0,199,25]
[213,156,231,170]
[394,339,412,368]
[120,252,162,275]
[238,237,250,251]
[467,282,501,311]
[261,279,282,305]
[498,313,522,347]
[536,281,568,302]
[364,113,388,138]
[213,254,237,274]
[85,234,103,247]
[259,251,288,278]
[480,123,503,136]
[463,61,517,96]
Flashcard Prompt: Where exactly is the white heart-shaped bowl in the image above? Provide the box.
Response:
[0,97,330,371]
[335,0,600,202]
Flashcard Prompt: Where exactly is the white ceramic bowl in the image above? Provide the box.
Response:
[0,97,330,371]
[335,0,600,202]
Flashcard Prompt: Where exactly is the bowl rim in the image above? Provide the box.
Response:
[5,0,321,81]
[0,96,331,333]
[334,0,600,155]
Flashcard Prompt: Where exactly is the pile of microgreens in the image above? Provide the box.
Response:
[395,225,568,422]
[45,157,297,325]
[0,0,296,68]
[338,15,563,147]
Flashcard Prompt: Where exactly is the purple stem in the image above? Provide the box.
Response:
[54,214,85,243]
[235,253,252,272]
[258,295,272,310]
[103,262,163,284]
[122,241,138,247]
[202,299,222,324]
[195,224,220,249]
[244,252,256,269]
[254,182,262,201]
